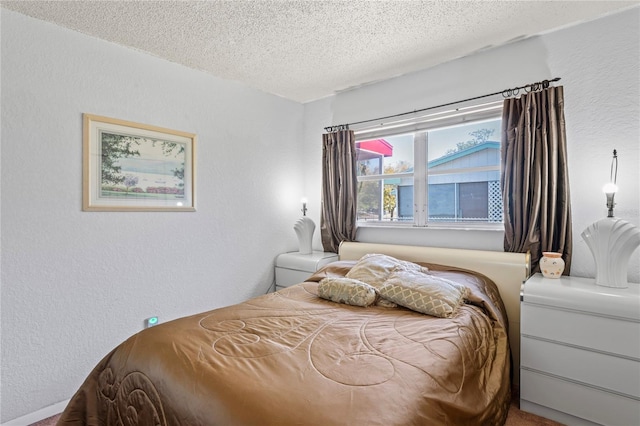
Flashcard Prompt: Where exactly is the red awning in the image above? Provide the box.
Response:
[356,139,393,160]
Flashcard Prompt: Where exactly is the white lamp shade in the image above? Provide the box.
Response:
[582,217,640,288]
[294,216,315,255]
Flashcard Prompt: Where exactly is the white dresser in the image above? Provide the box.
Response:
[275,251,338,290]
[520,273,640,425]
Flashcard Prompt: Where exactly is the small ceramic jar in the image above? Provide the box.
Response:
[540,252,565,278]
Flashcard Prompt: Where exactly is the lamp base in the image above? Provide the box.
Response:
[294,216,315,255]
[581,217,640,288]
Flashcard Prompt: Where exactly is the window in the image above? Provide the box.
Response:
[356,135,414,222]
[355,102,503,227]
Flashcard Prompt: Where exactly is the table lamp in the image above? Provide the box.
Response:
[581,150,640,288]
[294,198,315,255]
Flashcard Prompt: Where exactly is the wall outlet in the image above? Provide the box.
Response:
[144,316,159,328]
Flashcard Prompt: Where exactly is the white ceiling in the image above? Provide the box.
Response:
[2,1,637,102]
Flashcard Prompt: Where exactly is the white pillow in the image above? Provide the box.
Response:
[345,253,428,289]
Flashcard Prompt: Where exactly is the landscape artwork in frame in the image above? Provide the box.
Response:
[83,114,196,211]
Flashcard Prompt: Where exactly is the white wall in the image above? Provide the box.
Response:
[0,9,305,422]
[303,7,640,282]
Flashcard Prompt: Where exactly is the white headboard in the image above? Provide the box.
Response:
[338,241,530,385]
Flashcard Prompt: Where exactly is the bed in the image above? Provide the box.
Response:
[59,242,529,426]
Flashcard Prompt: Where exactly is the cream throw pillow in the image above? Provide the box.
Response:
[318,277,378,307]
[378,270,468,318]
[345,253,428,289]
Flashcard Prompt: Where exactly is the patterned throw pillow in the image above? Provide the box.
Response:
[318,277,378,307]
[345,253,429,290]
[378,269,468,318]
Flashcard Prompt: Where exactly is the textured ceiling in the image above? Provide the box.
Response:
[2,0,637,102]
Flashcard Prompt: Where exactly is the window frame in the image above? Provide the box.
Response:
[353,99,504,229]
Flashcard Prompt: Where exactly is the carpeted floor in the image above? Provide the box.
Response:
[505,402,564,426]
[29,400,564,426]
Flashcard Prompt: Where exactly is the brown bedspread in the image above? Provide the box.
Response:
[59,262,511,425]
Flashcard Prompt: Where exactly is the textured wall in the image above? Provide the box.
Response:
[304,7,639,281]
[544,8,639,281]
[0,9,304,422]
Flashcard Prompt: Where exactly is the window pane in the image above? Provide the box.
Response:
[426,118,501,224]
[356,134,414,222]
[459,182,488,220]
[357,180,381,221]
[356,135,413,177]
[383,183,399,221]
[427,119,501,162]
[397,185,414,220]
[428,183,455,221]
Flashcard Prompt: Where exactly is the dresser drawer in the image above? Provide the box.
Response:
[521,369,640,426]
[521,336,640,397]
[521,303,640,358]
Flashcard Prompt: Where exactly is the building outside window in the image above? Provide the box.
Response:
[355,107,503,227]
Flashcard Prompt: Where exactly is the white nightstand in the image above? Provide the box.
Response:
[520,273,640,426]
[275,251,338,290]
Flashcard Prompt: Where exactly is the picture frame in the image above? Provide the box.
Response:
[83,114,196,211]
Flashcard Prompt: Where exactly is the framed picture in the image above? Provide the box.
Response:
[83,114,196,211]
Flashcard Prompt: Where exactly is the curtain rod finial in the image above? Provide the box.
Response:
[324,124,350,133]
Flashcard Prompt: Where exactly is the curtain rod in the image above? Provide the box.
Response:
[324,77,561,133]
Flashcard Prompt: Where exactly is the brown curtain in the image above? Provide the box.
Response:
[321,130,358,252]
[501,86,572,274]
